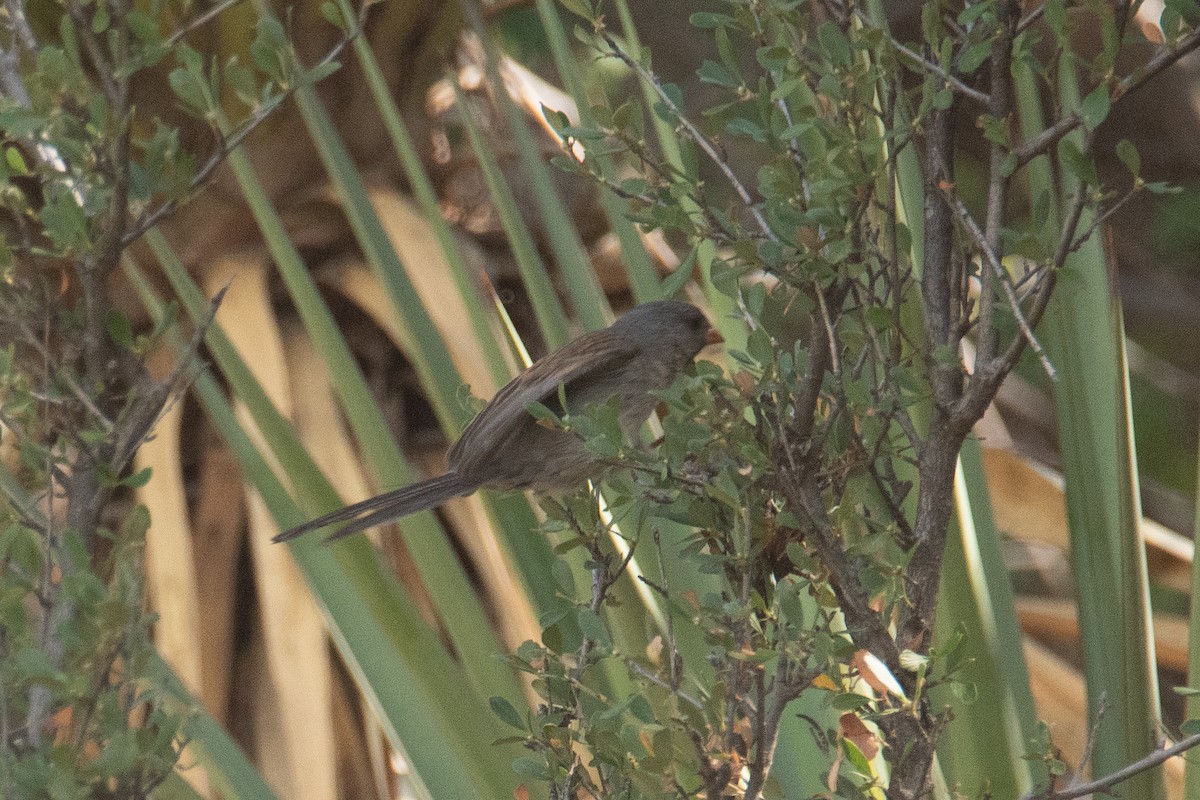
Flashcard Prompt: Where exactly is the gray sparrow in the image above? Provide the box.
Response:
[274,300,721,542]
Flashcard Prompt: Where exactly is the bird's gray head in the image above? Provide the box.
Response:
[613,301,718,362]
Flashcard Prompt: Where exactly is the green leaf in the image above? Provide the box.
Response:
[106,309,135,349]
[697,59,738,89]
[319,0,347,31]
[512,757,548,779]
[123,466,154,489]
[957,40,991,73]
[690,11,736,28]
[817,22,852,66]
[831,693,872,711]
[725,117,767,143]
[557,0,593,20]
[551,558,576,596]
[1079,86,1111,130]
[4,146,28,176]
[168,67,210,116]
[489,696,525,730]
[1115,139,1140,177]
[1057,138,1097,186]
[576,607,612,648]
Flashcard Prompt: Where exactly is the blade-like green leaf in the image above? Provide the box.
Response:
[1012,47,1163,799]
[1186,432,1200,799]
[933,439,1040,797]
[530,0,663,303]
[452,80,572,349]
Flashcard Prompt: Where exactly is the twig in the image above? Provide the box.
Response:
[9,315,115,432]
[165,0,249,47]
[854,12,989,106]
[742,663,808,799]
[4,0,37,53]
[814,286,841,376]
[1067,186,1141,254]
[121,4,368,247]
[651,528,678,691]
[110,282,229,474]
[1016,3,1046,33]
[1023,733,1200,800]
[945,193,1056,380]
[596,29,780,244]
[1063,694,1106,791]
[1117,25,1200,101]
[625,661,704,711]
[1013,25,1200,170]
[1012,111,1081,170]
[976,0,1018,368]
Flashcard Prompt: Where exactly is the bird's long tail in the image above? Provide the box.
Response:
[273,472,474,543]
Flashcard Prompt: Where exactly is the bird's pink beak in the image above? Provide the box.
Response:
[706,328,724,346]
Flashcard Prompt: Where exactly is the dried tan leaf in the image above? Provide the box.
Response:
[137,345,211,798]
[839,712,880,760]
[1016,596,1188,672]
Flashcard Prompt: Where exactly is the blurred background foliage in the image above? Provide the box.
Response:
[4,0,1200,796]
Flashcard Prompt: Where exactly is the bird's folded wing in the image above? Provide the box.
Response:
[448,336,639,474]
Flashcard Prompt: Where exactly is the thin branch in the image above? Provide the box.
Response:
[854,12,989,106]
[1023,733,1200,800]
[63,0,118,99]
[1064,694,1106,791]
[742,664,809,799]
[1067,185,1141,254]
[8,315,115,432]
[1012,111,1081,170]
[625,661,704,711]
[4,0,37,54]
[1016,3,1045,34]
[1117,24,1200,101]
[110,282,229,474]
[1013,25,1200,170]
[121,5,368,247]
[596,29,780,244]
[945,193,1056,380]
[977,0,1018,368]
[1051,163,1092,270]
[165,0,249,47]
[814,286,841,376]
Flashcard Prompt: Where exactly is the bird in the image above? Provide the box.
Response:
[273,300,722,543]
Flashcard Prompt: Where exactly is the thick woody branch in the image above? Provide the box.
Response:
[921,99,959,410]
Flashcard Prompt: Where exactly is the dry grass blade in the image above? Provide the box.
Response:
[135,345,210,798]
[1016,596,1189,672]
[983,446,1192,566]
[207,253,338,800]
